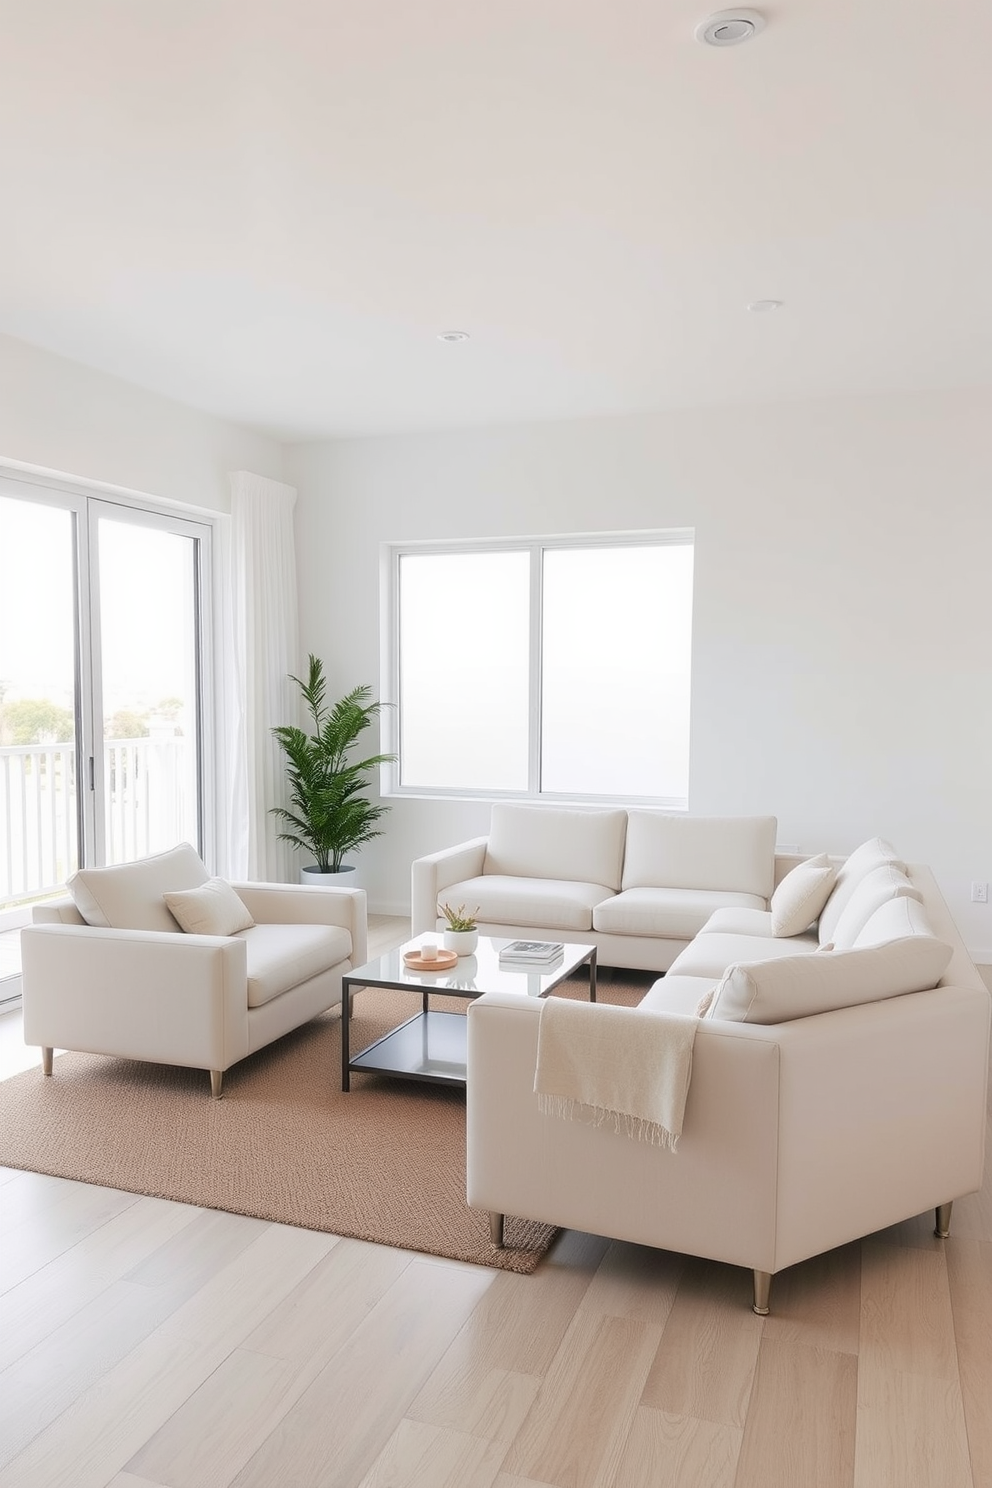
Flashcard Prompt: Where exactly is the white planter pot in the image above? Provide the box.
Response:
[301,864,357,887]
[443,928,479,956]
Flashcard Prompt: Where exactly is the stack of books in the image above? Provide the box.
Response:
[498,939,564,969]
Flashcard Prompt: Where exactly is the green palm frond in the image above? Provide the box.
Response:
[271,657,396,872]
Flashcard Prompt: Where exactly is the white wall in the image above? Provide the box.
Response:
[0,332,284,510]
[287,387,992,956]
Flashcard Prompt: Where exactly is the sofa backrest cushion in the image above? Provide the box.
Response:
[853,894,937,948]
[707,935,953,1024]
[817,837,904,946]
[769,853,837,937]
[68,842,210,932]
[830,863,922,949]
[484,805,627,890]
[621,813,777,897]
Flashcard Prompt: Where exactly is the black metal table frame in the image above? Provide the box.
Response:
[341,943,597,1091]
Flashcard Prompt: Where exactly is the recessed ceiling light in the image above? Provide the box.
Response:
[437,330,470,343]
[748,299,783,312]
[695,9,765,46]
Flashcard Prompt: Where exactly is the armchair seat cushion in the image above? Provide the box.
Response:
[593,887,766,941]
[239,923,353,1007]
[441,875,613,933]
[669,930,819,980]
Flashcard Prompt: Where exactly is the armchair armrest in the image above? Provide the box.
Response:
[411,837,488,935]
[231,882,368,967]
[21,924,250,1072]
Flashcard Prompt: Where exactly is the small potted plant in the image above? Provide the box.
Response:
[438,901,480,957]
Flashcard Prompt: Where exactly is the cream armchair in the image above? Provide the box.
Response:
[21,844,367,1097]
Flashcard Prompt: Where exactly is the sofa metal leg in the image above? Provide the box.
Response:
[489,1211,505,1248]
[934,1201,953,1239]
[210,1069,223,1099]
[752,1270,771,1316]
[41,1047,53,1077]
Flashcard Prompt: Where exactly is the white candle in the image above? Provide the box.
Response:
[421,939,439,961]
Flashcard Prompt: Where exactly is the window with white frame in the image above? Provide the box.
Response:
[385,532,693,804]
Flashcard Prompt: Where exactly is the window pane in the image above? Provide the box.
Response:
[541,544,693,799]
[0,498,79,909]
[98,518,200,862]
[399,551,530,790]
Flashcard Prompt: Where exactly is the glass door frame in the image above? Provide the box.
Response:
[0,468,215,936]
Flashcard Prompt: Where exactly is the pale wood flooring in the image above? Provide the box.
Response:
[0,917,989,1488]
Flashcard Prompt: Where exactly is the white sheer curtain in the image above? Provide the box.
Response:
[217,472,299,881]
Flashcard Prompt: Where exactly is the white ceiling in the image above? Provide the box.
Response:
[1,0,990,441]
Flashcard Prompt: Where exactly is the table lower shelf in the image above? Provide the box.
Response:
[348,1008,468,1087]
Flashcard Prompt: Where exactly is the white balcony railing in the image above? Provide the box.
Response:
[0,737,191,909]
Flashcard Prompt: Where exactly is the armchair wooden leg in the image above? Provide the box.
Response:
[210,1069,223,1099]
[752,1270,771,1316]
[489,1211,505,1248]
[934,1201,953,1239]
[41,1047,53,1076]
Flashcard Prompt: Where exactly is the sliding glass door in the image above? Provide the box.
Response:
[0,477,212,1000]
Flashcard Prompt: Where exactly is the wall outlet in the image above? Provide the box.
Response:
[972,881,989,904]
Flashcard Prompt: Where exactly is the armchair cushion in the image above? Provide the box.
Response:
[239,923,353,1007]
[68,842,209,932]
[164,878,256,936]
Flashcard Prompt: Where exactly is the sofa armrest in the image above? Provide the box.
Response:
[20,924,250,1071]
[231,882,368,967]
[411,837,488,934]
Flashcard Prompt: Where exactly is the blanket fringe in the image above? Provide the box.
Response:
[536,1092,680,1151]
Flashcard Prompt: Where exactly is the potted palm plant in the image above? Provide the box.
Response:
[271,654,395,882]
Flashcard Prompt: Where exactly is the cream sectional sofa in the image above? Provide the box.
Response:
[413,804,780,972]
[464,825,991,1313]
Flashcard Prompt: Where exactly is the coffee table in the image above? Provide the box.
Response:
[341,933,597,1091]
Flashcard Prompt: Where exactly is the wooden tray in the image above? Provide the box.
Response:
[403,948,458,971]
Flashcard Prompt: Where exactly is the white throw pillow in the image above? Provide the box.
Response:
[707,935,952,1024]
[769,854,836,937]
[163,878,255,936]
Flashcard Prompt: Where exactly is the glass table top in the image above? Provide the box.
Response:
[348,932,595,999]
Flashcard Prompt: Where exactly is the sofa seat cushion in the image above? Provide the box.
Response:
[484,804,627,890]
[640,974,720,1016]
[238,923,352,1008]
[593,887,766,941]
[621,812,777,897]
[669,931,818,980]
[68,842,209,932]
[707,935,953,1025]
[698,908,776,937]
[442,875,613,933]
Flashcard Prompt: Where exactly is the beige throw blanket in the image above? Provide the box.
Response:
[534,998,698,1151]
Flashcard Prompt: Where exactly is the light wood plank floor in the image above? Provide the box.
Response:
[1,918,989,1488]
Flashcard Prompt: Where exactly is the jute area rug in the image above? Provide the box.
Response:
[0,974,647,1274]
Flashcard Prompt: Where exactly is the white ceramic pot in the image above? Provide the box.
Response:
[443,928,479,957]
[301,864,356,886]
